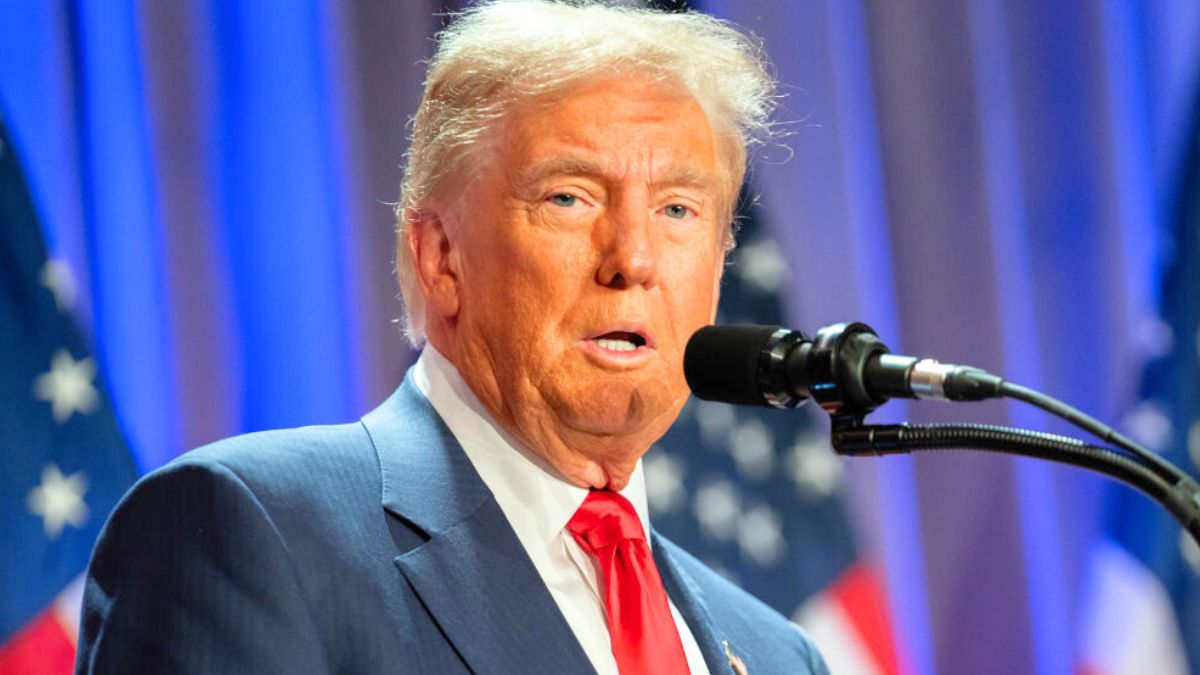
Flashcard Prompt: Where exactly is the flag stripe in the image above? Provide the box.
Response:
[829,564,903,675]
[1077,539,1188,675]
[797,585,886,675]
[51,575,84,646]
[0,609,76,675]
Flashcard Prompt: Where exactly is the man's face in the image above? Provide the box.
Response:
[427,75,729,488]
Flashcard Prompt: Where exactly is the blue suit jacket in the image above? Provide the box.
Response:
[76,375,829,674]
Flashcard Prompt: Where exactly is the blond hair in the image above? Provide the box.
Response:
[396,0,778,345]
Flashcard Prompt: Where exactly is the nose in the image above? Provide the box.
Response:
[595,195,660,289]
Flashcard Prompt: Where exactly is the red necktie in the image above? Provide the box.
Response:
[567,490,691,675]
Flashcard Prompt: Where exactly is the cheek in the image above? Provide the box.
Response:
[667,247,723,315]
[466,230,589,339]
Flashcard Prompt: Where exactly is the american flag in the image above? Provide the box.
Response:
[647,190,905,675]
[0,114,139,671]
[1076,114,1200,673]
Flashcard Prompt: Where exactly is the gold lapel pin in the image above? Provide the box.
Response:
[723,640,748,675]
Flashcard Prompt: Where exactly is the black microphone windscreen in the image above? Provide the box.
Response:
[684,324,780,407]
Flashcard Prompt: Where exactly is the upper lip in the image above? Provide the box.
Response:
[585,324,655,349]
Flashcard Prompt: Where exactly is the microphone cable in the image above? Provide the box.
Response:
[996,380,1188,486]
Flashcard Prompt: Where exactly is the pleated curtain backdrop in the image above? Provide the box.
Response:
[1,1,1198,673]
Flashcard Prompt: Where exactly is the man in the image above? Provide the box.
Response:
[76,1,829,673]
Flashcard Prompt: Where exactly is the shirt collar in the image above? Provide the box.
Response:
[412,345,653,547]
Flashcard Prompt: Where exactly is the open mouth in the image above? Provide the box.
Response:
[591,331,648,353]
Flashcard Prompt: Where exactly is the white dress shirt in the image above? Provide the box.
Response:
[412,346,710,675]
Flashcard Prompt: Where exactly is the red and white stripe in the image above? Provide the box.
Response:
[0,575,84,675]
[1076,539,1188,675]
[796,564,906,675]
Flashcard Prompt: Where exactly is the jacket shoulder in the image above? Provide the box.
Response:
[79,426,357,673]
[180,422,374,481]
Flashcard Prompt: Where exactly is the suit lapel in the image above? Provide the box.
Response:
[363,375,594,675]
[394,499,595,674]
[653,532,736,674]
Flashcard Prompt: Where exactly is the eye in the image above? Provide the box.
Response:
[549,193,579,208]
[663,204,693,219]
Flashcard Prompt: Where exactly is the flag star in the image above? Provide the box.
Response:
[34,349,99,423]
[1188,421,1200,471]
[1179,529,1200,575]
[732,237,788,293]
[787,433,842,498]
[1122,401,1173,452]
[729,418,774,479]
[40,259,77,312]
[738,504,785,566]
[27,464,89,539]
[1134,315,1173,359]
[644,449,685,514]
[693,479,741,542]
[695,400,737,447]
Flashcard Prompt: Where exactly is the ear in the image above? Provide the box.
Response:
[407,204,461,320]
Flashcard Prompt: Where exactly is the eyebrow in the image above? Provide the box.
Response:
[515,157,605,191]
[516,156,721,195]
[650,167,722,194]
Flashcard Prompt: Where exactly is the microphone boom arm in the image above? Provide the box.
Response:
[830,420,1200,544]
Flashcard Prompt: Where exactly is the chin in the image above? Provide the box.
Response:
[562,404,645,438]
[564,378,684,440]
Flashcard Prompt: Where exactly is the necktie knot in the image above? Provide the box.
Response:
[566,489,691,674]
[567,490,646,553]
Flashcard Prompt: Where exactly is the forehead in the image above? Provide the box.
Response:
[497,76,724,184]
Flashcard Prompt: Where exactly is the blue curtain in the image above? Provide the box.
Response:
[0,1,428,473]
[2,1,1198,673]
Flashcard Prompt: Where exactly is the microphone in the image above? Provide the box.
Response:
[684,323,1004,418]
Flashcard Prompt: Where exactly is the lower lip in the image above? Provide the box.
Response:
[581,339,655,366]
